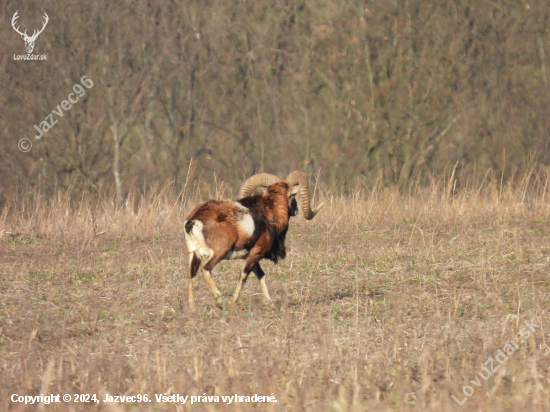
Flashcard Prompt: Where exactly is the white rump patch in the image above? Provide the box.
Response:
[184,220,213,259]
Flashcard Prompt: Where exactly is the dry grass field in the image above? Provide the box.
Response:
[1,172,550,411]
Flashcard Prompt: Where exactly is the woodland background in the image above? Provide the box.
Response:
[1,0,550,202]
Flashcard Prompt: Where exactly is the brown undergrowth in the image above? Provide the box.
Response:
[1,172,550,411]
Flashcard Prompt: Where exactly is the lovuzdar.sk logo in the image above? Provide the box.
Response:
[11,10,48,61]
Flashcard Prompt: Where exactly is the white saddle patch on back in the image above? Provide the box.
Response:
[232,201,249,212]
[231,201,255,236]
[238,213,255,237]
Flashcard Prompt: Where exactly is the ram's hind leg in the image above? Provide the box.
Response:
[188,253,201,313]
[252,263,274,307]
[202,253,225,309]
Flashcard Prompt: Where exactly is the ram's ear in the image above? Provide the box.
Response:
[288,184,300,196]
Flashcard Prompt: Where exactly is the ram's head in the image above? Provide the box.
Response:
[239,171,324,220]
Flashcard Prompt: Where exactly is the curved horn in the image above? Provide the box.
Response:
[286,171,324,220]
[239,173,280,198]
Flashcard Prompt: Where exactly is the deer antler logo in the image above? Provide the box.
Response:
[11,11,49,54]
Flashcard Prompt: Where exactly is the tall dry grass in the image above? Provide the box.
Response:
[0,170,549,411]
[2,168,549,240]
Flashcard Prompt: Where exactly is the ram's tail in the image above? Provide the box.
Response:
[183,220,209,257]
[184,220,196,234]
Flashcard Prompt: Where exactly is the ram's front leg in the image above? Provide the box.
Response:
[230,250,266,308]
[230,262,252,308]
[252,263,274,307]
